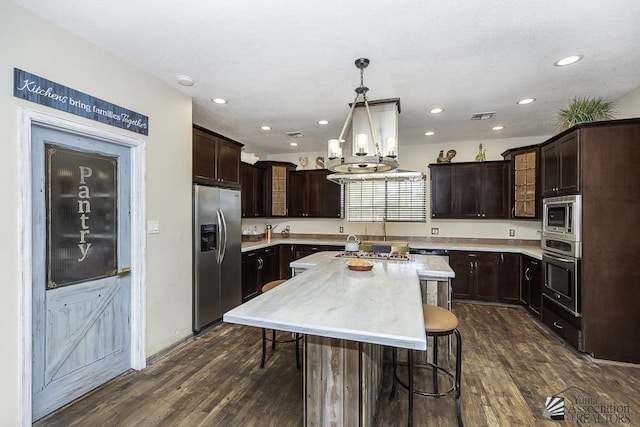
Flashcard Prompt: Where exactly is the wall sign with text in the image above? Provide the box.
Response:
[14,68,149,135]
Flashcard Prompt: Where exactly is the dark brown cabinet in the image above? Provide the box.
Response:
[288,170,342,218]
[450,250,520,303]
[241,247,278,302]
[498,253,521,303]
[541,131,580,196]
[278,244,296,279]
[240,163,265,217]
[430,164,453,217]
[504,146,540,219]
[521,255,542,316]
[429,161,509,219]
[255,161,296,217]
[193,126,242,186]
[450,251,499,301]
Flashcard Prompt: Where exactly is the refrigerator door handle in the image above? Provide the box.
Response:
[215,209,223,264]
[219,208,228,264]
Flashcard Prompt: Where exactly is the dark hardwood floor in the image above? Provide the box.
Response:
[35,303,640,426]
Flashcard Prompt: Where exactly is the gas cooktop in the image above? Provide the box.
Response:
[336,251,411,261]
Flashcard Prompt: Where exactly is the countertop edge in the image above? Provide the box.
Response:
[242,238,543,260]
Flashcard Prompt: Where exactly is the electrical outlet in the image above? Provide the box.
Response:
[431,227,439,235]
[339,226,344,233]
[509,229,515,237]
[148,220,160,234]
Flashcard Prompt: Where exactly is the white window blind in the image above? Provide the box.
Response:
[346,180,426,222]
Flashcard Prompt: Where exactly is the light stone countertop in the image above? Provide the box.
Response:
[223,253,454,350]
[242,237,543,260]
[291,251,454,280]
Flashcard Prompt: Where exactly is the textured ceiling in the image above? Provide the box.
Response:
[13,0,640,155]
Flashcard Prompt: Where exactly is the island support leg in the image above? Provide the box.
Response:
[304,335,383,426]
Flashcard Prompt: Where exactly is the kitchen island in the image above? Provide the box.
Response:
[223,252,454,425]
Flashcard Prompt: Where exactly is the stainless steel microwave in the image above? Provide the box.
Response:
[542,195,582,241]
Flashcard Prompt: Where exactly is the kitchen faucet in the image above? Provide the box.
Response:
[382,216,387,241]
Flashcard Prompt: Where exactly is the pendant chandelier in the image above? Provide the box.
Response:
[326,58,400,174]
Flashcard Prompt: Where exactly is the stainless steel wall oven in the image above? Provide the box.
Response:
[542,195,582,317]
[542,251,581,316]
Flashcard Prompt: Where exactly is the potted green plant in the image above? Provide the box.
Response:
[556,96,617,131]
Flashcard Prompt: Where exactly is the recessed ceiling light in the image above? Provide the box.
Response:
[492,126,504,131]
[429,108,444,114]
[317,120,329,125]
[554,55,583,66]
[425,131,436,136]
[517,98,536,105]
[212,98,227,104]
[177,75,194,86]
[289,142,298,147]
[260,126,272,131]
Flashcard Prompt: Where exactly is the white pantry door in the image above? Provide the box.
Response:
[31,124,132,421]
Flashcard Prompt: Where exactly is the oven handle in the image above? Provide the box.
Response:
[543,252,576,264]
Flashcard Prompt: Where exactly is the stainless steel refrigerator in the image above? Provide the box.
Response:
[192,184,242,332]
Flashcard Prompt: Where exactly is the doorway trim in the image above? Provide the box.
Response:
[18,108,147,426]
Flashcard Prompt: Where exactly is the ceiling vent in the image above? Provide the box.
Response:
[285,131,304,138]
[471,111,495,120]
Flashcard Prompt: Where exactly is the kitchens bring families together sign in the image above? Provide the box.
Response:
[13,68,149,135]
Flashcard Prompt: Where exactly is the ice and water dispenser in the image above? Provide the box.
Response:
[200,224,217,252]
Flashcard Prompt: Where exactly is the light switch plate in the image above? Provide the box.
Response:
[509,229,515,237]
[148,220,160,234]
[431,227,439,235]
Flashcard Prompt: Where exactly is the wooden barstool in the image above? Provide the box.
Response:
[260,279,303,369]
[391,304,463,427]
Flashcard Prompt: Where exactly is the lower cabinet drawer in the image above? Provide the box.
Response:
[542,298,583,351]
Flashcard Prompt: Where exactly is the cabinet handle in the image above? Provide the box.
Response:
[469,262,473,274]
[553,321,564,330]
[500,253,504,263]
[477,213,481,217]
[512,207,515,217]
[524,267,531,281]
[265,248,271,253]
[482,213,486,217]
[475,261,478,270]
[258,258,263,269]
[247,252,256,257]
[531,260,539,266]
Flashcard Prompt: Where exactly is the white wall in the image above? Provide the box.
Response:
[1,3,193,424]
[255,135,548,241]
[616,85,640,118]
